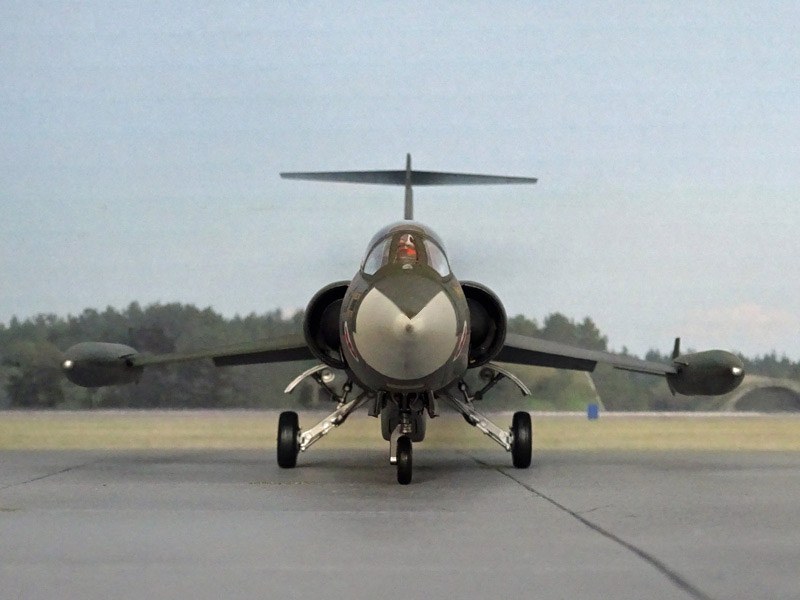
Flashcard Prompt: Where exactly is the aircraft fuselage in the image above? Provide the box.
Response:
[340,221,470,394]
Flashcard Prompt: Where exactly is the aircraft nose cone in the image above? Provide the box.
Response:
[353,281,459,381]
[394,311,424,337]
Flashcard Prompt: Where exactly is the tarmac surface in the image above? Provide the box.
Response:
[1,448,799,600]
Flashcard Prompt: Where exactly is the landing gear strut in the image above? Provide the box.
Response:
[278,364,370,468]
[383,392,433,484]
[441,363,535,468]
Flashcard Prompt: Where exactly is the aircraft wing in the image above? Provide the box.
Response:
[496,333,677,376]
[131,334,314,368]
[62,335,314,387]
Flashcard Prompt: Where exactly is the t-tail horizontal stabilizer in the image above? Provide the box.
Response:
[280,154,538,220]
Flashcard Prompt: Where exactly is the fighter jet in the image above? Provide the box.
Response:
[61,155,745,484]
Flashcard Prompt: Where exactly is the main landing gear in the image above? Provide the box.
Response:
[276,411,300,468]
[439,363,534,469]
[277,362,534,484]
[277,364,370,469]
[510,410,532,468]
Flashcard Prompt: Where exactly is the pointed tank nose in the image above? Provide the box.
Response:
[352,272,460,381]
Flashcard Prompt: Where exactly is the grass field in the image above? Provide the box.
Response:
[2,410,800,451]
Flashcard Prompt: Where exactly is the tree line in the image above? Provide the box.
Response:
[1,303,797,410]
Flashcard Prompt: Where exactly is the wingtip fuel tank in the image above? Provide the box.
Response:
[667,350,745,396]
[62,342,142,387]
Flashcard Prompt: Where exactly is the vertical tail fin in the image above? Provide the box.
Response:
[404,153,413,220]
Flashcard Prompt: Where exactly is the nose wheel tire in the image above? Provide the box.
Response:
[511,411,532,468]
[277,411,300,468]
[396,436,413,484]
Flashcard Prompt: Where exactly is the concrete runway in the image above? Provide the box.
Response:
[1,448,799,600]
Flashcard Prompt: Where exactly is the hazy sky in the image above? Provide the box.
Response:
[2,1,799,359]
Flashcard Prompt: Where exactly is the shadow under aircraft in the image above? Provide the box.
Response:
[62,155,745,484]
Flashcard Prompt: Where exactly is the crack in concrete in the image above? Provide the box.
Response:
[575,504,612,515]
[468,454,717,600]
[0,459,101,492]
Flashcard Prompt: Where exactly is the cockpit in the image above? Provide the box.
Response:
[361,226,451,278]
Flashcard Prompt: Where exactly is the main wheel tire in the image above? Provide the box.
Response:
[277,411,300,468]
[396,436,412,485]
[511,411,532,468]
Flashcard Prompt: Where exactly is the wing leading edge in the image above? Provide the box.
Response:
[496,333,678,376]
[130,334,314,368]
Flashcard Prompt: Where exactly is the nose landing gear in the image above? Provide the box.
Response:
[385,392,430,485]
[395,436,413,485]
